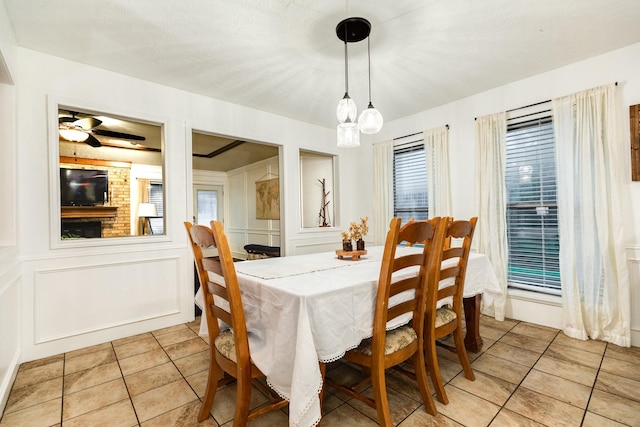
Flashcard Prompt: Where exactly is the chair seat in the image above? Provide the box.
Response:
[353,325,418,356]
[435,307,457,328]
[214,330,236,362]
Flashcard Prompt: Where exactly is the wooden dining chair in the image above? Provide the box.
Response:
[424,217,478,405]
[327,217,446,425]
[184,221,288,425]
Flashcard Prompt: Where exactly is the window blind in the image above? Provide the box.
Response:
[393,142,428,223]
[505,112,561,295]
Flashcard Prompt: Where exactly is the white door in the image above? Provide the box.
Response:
[193,185,223,226]
[193,185,223,257]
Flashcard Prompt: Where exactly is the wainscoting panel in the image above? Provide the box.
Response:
[34,257,180,344]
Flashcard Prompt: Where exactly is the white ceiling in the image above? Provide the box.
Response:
[5,0,640,129]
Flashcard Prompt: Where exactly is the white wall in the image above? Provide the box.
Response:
[226,156,281,258]
[368,42,640,346]
[14,47,358,362]
[0,0,20,415]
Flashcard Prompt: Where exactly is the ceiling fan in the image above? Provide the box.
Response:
[58,111,146,147]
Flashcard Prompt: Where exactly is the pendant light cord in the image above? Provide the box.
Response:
[344,41,349,94]
[367,36,372,103]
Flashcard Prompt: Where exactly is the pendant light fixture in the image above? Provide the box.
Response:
[358,37,383,134]
[335,17,383,147]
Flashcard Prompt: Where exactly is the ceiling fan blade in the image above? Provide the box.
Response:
[91,129,146,141]
[74,117,102,129]
[59,116,76,124]
[84,134,102,147]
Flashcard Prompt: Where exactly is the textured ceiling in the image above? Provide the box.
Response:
[6,0,640,129]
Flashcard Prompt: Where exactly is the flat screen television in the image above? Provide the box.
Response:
[60,168,109,206]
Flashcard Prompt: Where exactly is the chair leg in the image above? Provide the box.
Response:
[412,347,437,416]
[198,357,222,422]
[233,371,252,427]
[370,364,393,427]
[453,325,475,381]
[425,337,448,405]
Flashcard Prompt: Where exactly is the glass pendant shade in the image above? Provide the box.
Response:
[336,94,357,123]
[336,121,360,148]
[59,128,89,142]
[358,103,384,134]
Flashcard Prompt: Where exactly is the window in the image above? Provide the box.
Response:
[505,110,560,295]
[148,182,164,235]
[393,141,428,223]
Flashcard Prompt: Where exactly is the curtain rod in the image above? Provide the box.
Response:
[475,82,618,120]
[394,124,449,141]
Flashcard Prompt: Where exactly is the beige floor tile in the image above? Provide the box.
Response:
[587,388,640,425]
[521,369,592,409]
[151,323,189,337]
[206,383,269,425]
[604,343,640,364]
[173,350,210,377]
[65,342,112,360]
[449,370,516,406]
[471,353,530,384]
[118,348,170,377]
[155,328,199,348]
[398,407,463,427]
[12,360,63,390]
[131,379,198,422]
[479,316,518,332]
[317,403,378,426]
[113,336,161,360]
[479,325,509,341]
[582,411,629,427]
[124,362,182,396]
[342,384,422,426]
[64,348,117,375]
[552,333,607,355]
[489,409,545,426]
[62,399,137,427]
[544,341,603,369]
[384,368,426,402]
[62,378,129,421]
[18,354,64,372]
[533,354,598,387]
[510,322,558,342]
[63,361,122,395]
[435,385,500,427]
[220,407,288,427]
[595,370,640,402]
[163,337,209,360]
[435,357,464,383]
[112,332,153,347]
[505,387,584,426]
[499,331,550,354]
[485,342,541,367]
[599,355,640,382]
[141,400,218,427]
[185,369,210,398]
[0,397,61,427]
[4,377,63,414]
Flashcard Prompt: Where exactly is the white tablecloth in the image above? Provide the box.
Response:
[195,246,501,427]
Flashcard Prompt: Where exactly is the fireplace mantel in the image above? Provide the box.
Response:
[61,206,118,219]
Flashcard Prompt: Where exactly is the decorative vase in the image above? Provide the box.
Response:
[356,239,365,251]
[342,240,353,251]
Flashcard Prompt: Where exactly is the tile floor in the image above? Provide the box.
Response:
[1,316,639,426]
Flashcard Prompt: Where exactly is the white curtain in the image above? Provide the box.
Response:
[474,113,508,321]
[373,140,394,245]
[552,84,631,347]
[424,126,452,217]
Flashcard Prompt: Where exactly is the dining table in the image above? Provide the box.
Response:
[195,245,501,427]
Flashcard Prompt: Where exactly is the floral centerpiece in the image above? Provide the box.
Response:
[341,216,369,251]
